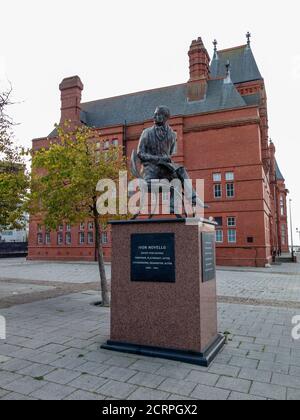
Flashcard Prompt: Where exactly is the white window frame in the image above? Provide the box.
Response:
[216,230,223,243]
[88,232,94,244]
[227,217,236,227]
[214,184,222,199]
[228,229,237,244]
[101,232,108,244]
[37,233,43,245]
[45,232,51,245]
[226,183,235,198]
[65,232,71,245]
[79,232,85,244]
[57,232,63,245]
[213,173,222,182]
[225,172,235,181]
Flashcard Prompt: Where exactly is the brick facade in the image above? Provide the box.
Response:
[28,35,288,267]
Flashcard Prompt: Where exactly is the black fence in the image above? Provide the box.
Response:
[0,242,28,258]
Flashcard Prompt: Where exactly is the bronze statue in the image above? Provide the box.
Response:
[132,106,206,210]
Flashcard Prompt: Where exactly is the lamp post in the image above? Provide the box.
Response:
[289,199,295,262]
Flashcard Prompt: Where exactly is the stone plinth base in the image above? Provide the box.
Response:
[102,218,224,367]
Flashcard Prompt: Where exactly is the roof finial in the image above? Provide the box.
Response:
[246,31,251,47]
[224,60,232,84]
[225,60,230,76]
[213,39,218,52]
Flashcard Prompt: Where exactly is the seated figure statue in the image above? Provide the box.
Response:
[132,105,206,212]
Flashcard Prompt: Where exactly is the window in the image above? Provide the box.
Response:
[57,232,63,245]
[45,232,51,245]
[216,230,223,243]
[88,222,94,231]
[80,223,85,231]
[37,233,43,245]
[214,217,223,227]
[213,173,221,182]
[58,225,63,232]
[227,217,236,227]
[281,224,286,246]
[247,237,254,244]
[225,172,234,181]
[79,232,85,244]
[88,232,94,244]
[66,232,71,245]
[66,224,71,232]
[228,229,237,243]
[226,183,235,198]
[96,141,101,149]
[214,184,222,199]
[103,140,110,150]
[112,139,119,147]
[101,232,108,244]
[280,196,285,216]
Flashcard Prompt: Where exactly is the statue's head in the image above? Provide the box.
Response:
[154,106,171,126]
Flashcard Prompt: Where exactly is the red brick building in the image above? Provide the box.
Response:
[28,34,289,267]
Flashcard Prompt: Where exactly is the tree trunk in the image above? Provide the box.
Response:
[93,207,110,307]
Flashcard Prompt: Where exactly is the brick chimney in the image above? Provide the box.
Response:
[187,37,210,101]
[59,76,83,124]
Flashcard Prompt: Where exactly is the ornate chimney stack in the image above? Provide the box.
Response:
[187,37,210,101]
[59,76,83,124]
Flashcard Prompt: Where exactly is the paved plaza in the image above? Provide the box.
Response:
[1,257,300,400]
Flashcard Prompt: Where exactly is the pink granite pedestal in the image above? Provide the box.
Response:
[102,218,224,366]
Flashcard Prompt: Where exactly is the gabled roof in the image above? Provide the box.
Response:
[77,79,246,129]
[275,160,285,181]
[210,45,263,84]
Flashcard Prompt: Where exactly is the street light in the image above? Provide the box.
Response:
[289,199,295,262]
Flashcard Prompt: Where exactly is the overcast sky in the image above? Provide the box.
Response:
[1,0,299,245]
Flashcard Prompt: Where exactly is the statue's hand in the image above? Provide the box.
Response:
[161,155,172,163]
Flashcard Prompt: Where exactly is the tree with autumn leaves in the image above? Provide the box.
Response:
[0,87,28,231]
[28,124,128,306]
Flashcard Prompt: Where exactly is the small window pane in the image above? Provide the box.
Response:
[45,233,51,245]
[228,230,236,243]
[104,140,110,150]
[226,183,235,198]
[66,224,71,232]
[80,223,85,231]
[79,232,85,244]
[88,232,94,244]
[101,232,108,244]
[112,139,119,146]
[37,233,43,244]
[88,222,94,231]
[226,172,234,181]
[216,230,223,243]
[227,217,236,227]
[214,184,222,199]
[66,232,71,245]
[57,233,63,245]
[37,224,43,232]
[58,225,63,232]
[213,173,221,182]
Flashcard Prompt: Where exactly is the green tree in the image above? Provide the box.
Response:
[28,124,128,306]
[0,87,28,230]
